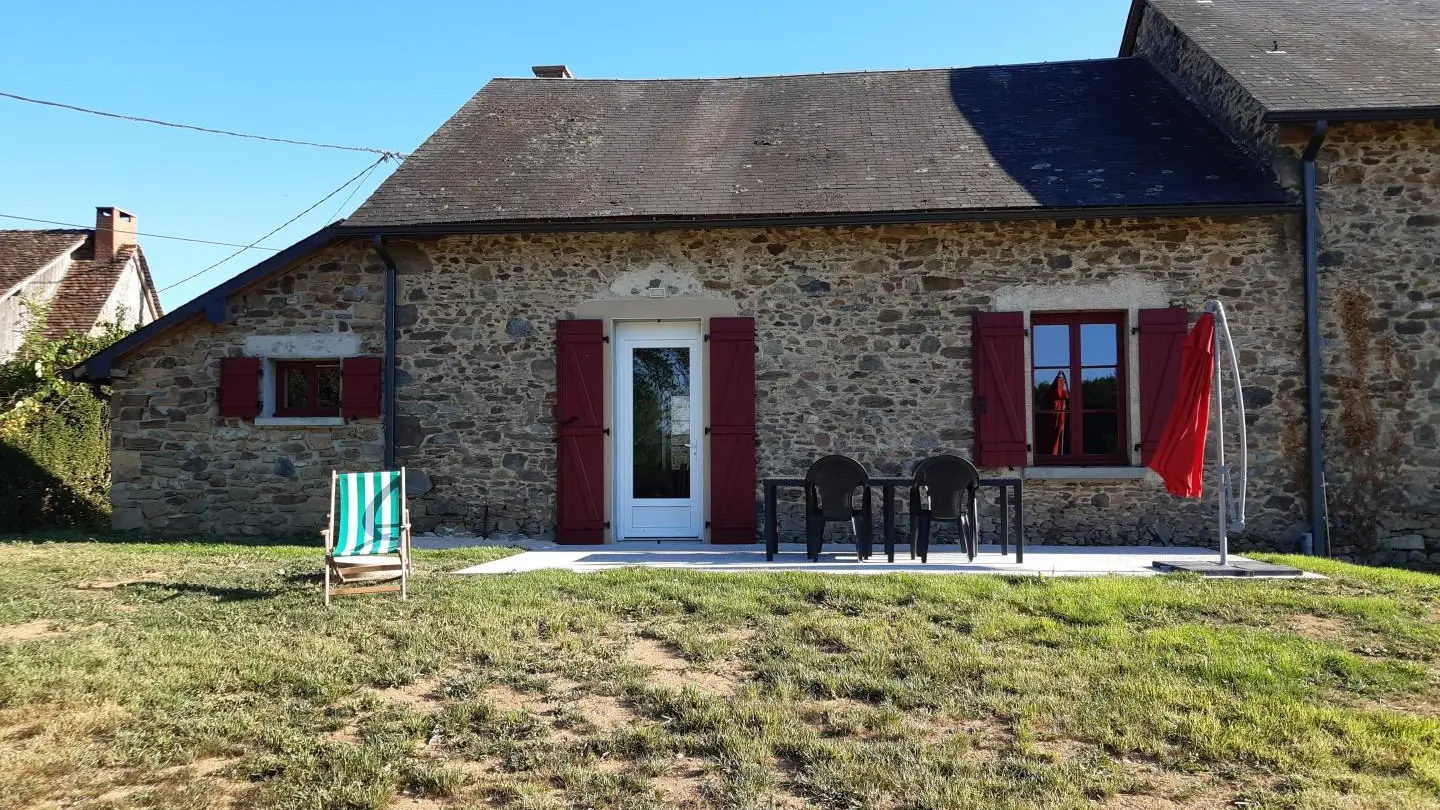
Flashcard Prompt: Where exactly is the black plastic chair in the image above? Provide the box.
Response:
[908,455,980,563]
[803,455,873,561]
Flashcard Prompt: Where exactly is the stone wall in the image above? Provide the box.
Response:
[108,216,1312,548]
[385,216,1303,548]
[109,241,386,536]
[1135,7,1440,566]
[1311,121,1440,565]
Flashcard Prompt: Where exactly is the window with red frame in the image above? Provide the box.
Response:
[275,360,342,417]
[1031,312,1127,465]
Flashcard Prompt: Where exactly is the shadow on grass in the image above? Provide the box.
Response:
[121,581,286,602]
[0,529,319,548]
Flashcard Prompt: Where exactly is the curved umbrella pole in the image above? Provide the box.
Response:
[1205,299,1248,565]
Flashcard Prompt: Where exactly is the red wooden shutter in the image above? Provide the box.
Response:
[708,317,757,544]
[1138,308,1190,464]
[340,356,383,419]
[973,311,1028,467]
[555,320,606,544]
[218,357,261,419]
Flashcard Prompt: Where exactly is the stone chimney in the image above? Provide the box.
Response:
[531,65,573,79]
[94,206,137,262]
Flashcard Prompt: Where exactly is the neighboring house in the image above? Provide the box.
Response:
[1,207,163,358]
[68,1,1438,566]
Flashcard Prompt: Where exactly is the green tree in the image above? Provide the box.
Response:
[0,298,135,531]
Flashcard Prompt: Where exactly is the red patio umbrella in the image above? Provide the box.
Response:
[1147,312,1216,498]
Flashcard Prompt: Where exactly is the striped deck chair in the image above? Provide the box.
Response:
[322,469,411,605]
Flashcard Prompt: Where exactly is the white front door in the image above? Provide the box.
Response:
[614,321,704,540]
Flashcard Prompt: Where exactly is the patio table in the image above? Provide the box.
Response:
[762,476,1023,563]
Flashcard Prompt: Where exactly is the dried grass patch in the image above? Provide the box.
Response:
[369,677,446,712]
[1100,757,1271,810]
[481,682,551,715]
[626,637,741,695]
[1285,613,1352,641]
[0,619,105,643]
[568,693,637,733]
[75,576,159,591]
[651,756,714,809]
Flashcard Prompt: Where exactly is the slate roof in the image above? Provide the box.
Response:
[0,230,88,296]
[346,58,1289,228]
[1124,0,1440,120]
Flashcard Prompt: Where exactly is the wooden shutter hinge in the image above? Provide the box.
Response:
[704,426,711,434]
[1024,329,1030,336]
[705,520,712,528]
[604,521,611,529]
[703,334,710,341]
[604,428,611,436]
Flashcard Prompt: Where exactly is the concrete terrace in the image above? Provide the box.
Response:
[441,542,1314,578]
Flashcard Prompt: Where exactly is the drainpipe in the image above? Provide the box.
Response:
[372,235,398,471]
[1302,120,1329,556]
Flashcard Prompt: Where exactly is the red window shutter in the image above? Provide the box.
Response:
[1138,308,1190,464]
[973,311,1028,467]
[340,356,383,419]
[555,320,606,544]
[218,357,261,419]
[708,317,757,544]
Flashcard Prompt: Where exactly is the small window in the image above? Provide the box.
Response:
[1031,312,1127,465]
[275,360,342,417]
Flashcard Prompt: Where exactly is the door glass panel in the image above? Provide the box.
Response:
[632,347,691,499]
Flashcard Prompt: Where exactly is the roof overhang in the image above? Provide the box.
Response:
[335,201,1299,239]
[1264,107,1440,123]
[1118,0,1147,57]
[66,200,1300,384]
[65,225,344,383]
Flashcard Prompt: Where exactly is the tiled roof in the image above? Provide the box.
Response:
[1131,0,1440,119]
[0,230,87,296]
[43,246,145,338]
[347,58,1289,228]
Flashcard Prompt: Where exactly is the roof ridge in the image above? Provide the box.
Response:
[484,56,1140,85]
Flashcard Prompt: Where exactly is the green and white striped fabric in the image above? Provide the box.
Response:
[333,471,403,555]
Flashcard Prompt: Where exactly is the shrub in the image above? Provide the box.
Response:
[0,299,133,532]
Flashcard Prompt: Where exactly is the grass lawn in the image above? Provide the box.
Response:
[1,541,1439,810]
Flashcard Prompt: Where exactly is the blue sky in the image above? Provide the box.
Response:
[1,0,1131,309]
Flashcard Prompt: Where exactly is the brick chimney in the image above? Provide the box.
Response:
[531,65,573,79]
[94,206,137,262]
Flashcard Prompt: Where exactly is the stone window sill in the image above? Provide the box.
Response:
[1023,466,1150,482]
[255,416,346,427]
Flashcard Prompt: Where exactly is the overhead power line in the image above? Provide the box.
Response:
[0,90,408,159]
[158,154,394,294]
[0,214,282,252]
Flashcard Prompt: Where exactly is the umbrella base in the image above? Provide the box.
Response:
[1153,559,1304,577]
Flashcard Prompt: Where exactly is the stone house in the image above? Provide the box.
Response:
[68,1,1439,565]
[1,206,162,359]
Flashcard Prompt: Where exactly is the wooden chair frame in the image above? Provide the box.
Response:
[321,468,411,605]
